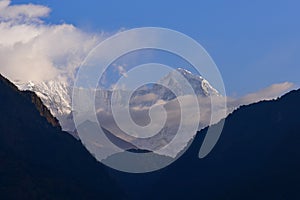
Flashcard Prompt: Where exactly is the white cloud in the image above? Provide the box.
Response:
[229,82,295,107]
[131,93,158,104]
[0,0,50,23]
[116,65,128,78]
[97,82,294,156]
[0,0,103,83]
[115,82,295,130]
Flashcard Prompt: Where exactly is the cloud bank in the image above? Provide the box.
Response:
[233,82,295,105]
[0,0,103,83]
[0,0,50,22]
[93,81,294,157]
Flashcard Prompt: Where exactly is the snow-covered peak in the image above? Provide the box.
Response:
[14,80,72,117]
[12,68,221,134]
[157,68,220,98]
[176,67,201,78]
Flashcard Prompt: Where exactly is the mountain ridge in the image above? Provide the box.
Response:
[1,75,61,128]
[107,88,300,200]
[0,73,123,199]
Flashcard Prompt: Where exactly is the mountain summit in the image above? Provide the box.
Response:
[158,68,220,98]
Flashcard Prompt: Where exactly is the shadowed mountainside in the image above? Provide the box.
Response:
[0,74,123,200]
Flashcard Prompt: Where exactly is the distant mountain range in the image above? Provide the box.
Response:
[13,68,228,156]
[1,72,299,199]
[13,68,221,133]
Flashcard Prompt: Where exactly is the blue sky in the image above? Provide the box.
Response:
[11,0,300,96]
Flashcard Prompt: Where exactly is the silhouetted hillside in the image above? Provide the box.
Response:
[0,74,122,199]
[109,89,300,200]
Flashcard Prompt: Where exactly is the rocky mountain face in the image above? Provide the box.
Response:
[13,80,74,133]
[0,74,122,199]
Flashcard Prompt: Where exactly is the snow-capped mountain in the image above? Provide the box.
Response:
[13,68,221,134]
[159,68,219,96]
[127,68,220,107]
[13,80,77,134]
[14,80,72,117]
